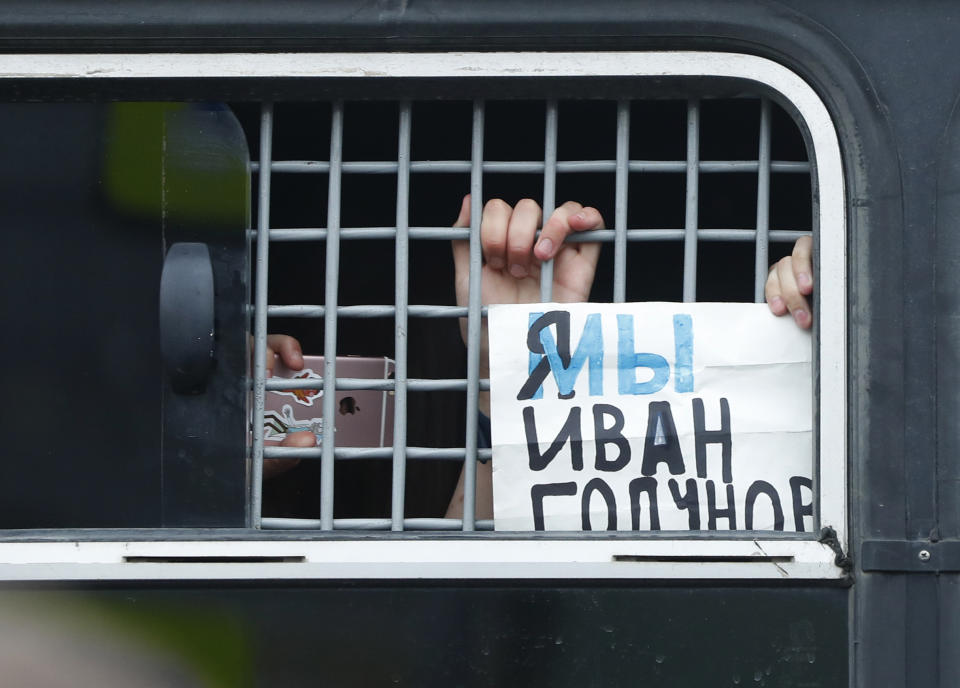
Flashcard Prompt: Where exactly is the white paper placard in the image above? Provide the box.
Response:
[488,302,813,533]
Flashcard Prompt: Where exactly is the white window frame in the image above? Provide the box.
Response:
[0,51,846,581]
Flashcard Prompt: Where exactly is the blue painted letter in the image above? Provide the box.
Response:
[673,314,694,393]
[541,313,604,397]
[526,311,544,400]
[617,314,669,395]
[517,311,604,400]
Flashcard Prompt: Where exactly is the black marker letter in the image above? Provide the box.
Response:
[523,405,583,471]
[531,482,578,531]
[629,477,661,531]
[706,480,737,530]
[581,478,617,531]
[518,311,572,401]
[745,480,785,531]
[693,397,732,483]
[593,404,631,472]
[790,476,814,533]
[641,401,685,476]
[668,478,701,530]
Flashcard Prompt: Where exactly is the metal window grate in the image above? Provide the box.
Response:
[0,51,846,579]
[248,96,813,533]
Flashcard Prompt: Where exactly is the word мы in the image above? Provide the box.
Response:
[517,310,694,400]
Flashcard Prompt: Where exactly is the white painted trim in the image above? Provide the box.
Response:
[0,51,847,580]
[0,539,839,580]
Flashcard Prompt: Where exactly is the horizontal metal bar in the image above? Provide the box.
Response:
[861,540,960,573]
[261,517,495,531]
[252,160,811,174]
[254,228,810,243]
[265,228,401,240]
[265,378,489,392]
[268,304,482,318]
[263,446,493,461]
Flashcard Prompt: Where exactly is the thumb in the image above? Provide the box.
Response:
[451,193,472,277]
[279,431,316,448]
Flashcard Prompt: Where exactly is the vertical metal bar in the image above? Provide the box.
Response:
[614,100,630,303]
[391,102,412,531]
[754,98,772,302]
[540,100,558,302]
[249,102,273,528]
[320,101,344,531]
[683,99,700,303]
[462,100,485,531]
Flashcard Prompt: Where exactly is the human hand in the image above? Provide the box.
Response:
[450,194,604,399]
[765,236,814,330]
[446,195,603,520]
[265,334,304,374]
[263,334,313,477]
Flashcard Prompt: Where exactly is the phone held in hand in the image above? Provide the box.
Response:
[264,355,395,449]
